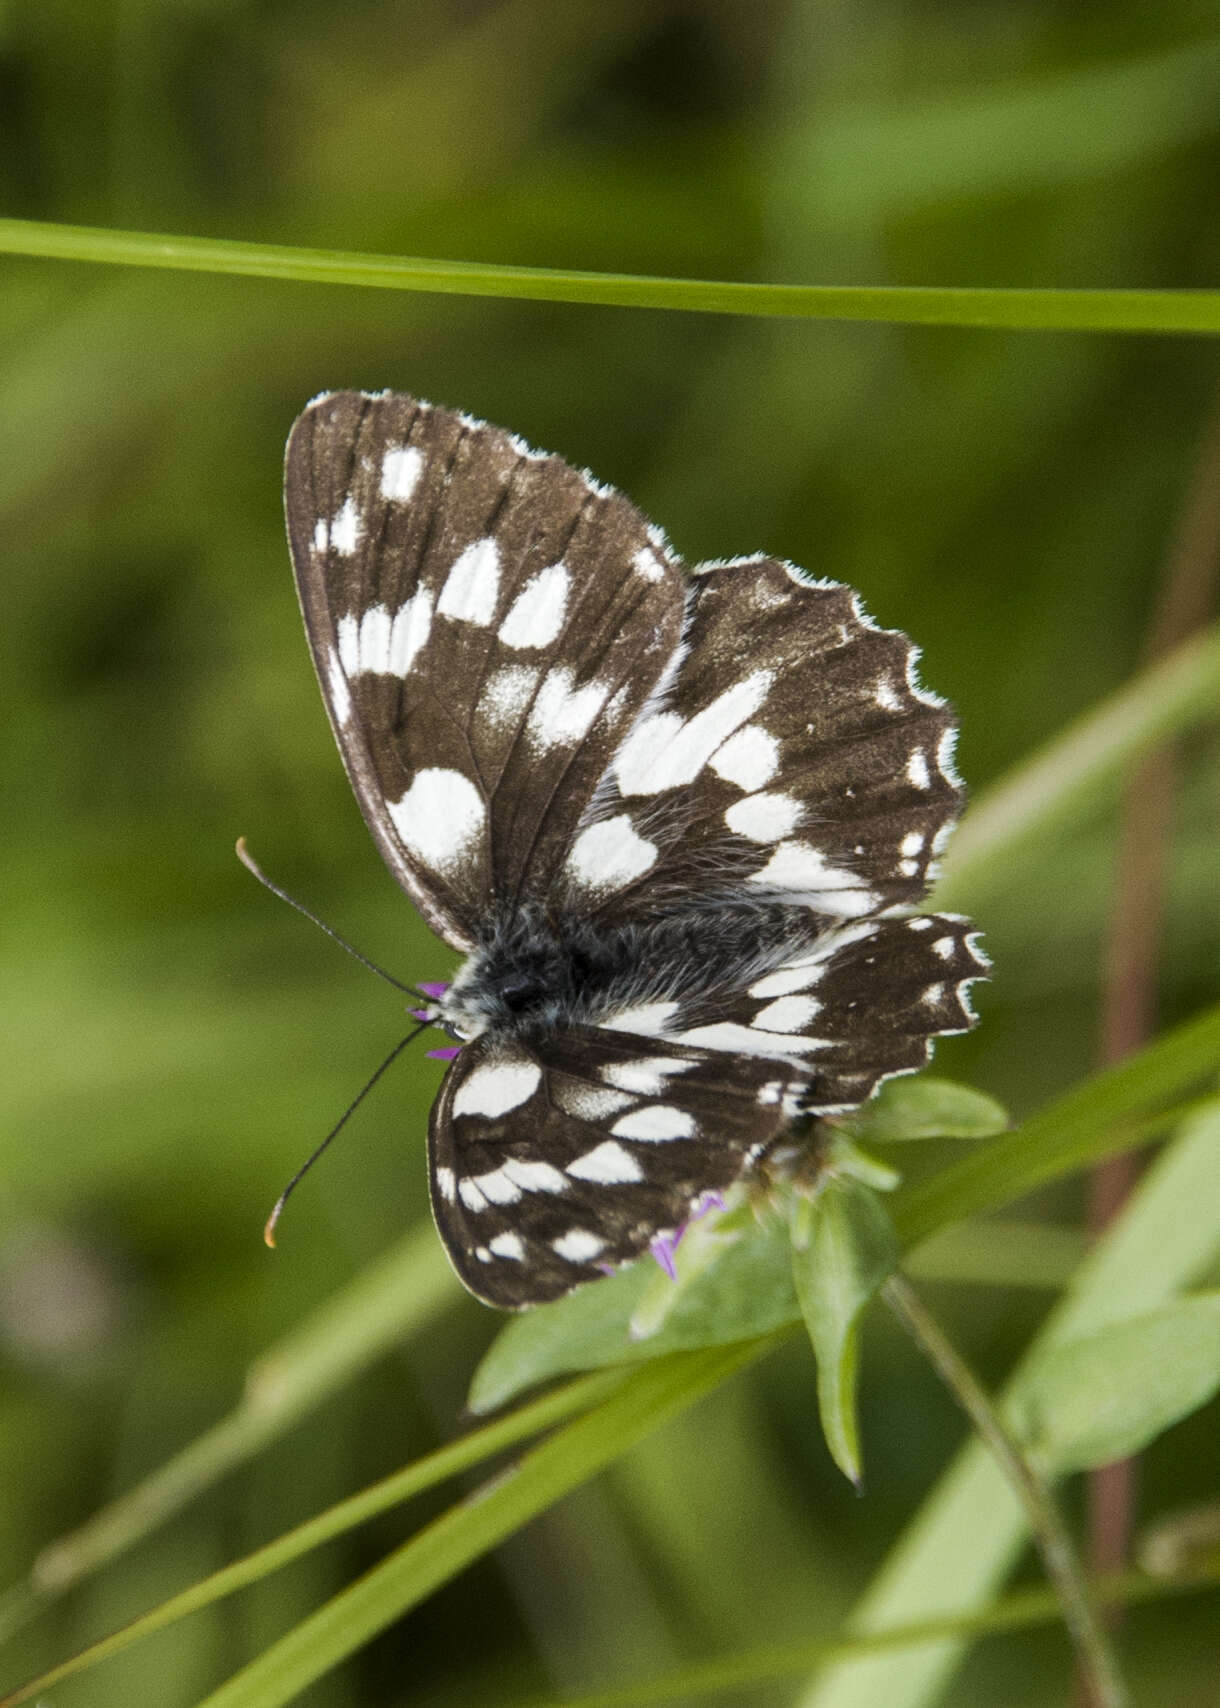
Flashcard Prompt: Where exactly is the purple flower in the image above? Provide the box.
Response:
[427,1046,462,1061]
[418,981,450,999]
[649,1232,680,1280]
[648,1191,727,1280]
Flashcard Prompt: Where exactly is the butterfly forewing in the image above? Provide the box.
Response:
[286,391,686,945]
[564,556,960,925]
[428,1026,802,1308]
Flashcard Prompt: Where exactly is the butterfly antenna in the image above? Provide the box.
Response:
[236,837,427,999]
[263,1022,429,1246]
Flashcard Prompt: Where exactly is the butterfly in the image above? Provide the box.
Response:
[284,390,987,1310]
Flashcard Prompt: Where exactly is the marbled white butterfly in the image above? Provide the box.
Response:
[285,391,987,1310]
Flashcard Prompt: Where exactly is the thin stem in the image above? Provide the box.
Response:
[1084,380,1220,1637]
[491,1564,1219,1708]
[1,217,1219,332]
[882,1274,1129,1708]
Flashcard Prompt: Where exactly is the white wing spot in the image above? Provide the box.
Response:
[438,537,501,625]
[709,724,779,790]
[336,614,358,674]
[565,814,657,892]
[908,916,934,930]
[875,677,902,711]
[458,1178,489,1212]
[357,605,392,673]
[757,1081,783,1106]
[611,1106,695,1142]
[499,563,569,650]
[469,1167,523,1206]
[434,1165,456,1202]
[313,518,329,552]
[567,1141,643,1184]
[748,842,879,915]
[899,858,920,877]
[380,444,424,501]
[937,726,963,787]
[453,1059,542,1118]
[489,1231,525,1261]
[753,995,823,1033]
[923,983,946,1005]
[602,1001,680,1036]
[933,936,958,960]
[748,962,822,998]
[527,668,607,750]
[724,791,801,843]
[503,1158,568,1195]
[632,546,665,583]
[388,588,434,675]
[907,750,932,790]
[900,831,925,857]
[482,664,539,730]
[600,1057,695,1095]
[677,1021,830,1058]
[553,1228,607,1262]
[615,672,774,795]
[326,650,352,724]
[330,497,361,556]
[388,768,486,875]
[555,1083,634,1119]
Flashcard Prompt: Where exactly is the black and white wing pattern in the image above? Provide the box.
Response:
[429,911,985,1308]
[552,555,961,922]
[428,1026,802,1308]
[286,390,685,947]
[283,389,988,1311]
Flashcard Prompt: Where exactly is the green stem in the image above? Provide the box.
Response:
[504,1562,1218,1708]
[1,217,1220,332]
[881,1275,1128,1708]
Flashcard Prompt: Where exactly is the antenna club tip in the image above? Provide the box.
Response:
[263,1205,283,1248]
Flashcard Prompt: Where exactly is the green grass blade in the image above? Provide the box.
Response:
[1,219,1220,332]
[935,622,1220,908]
[0,1227,455,1642]
[189,1341,769,1708]
[0,1369,625,1708]
[497,1564,1220,1708]
[891,1010,1220,1246]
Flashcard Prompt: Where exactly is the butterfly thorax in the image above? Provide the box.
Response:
[440,902,829,1041]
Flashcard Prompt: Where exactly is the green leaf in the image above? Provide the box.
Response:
[791,1179,899,1484]
[470,1210,796,1414]
[1018,1292,1220,1474]
[843,1077,1009,1144]
[892,1006,1220,1248]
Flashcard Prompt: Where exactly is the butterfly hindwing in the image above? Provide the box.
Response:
[428,1026,803,1308]
[286,391,687,947]
[642,910,988,1112]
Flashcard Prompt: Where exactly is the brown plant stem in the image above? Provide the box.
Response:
[1084,385,1220,1657]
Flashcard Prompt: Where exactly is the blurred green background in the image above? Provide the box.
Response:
[2,2,1219,1704]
